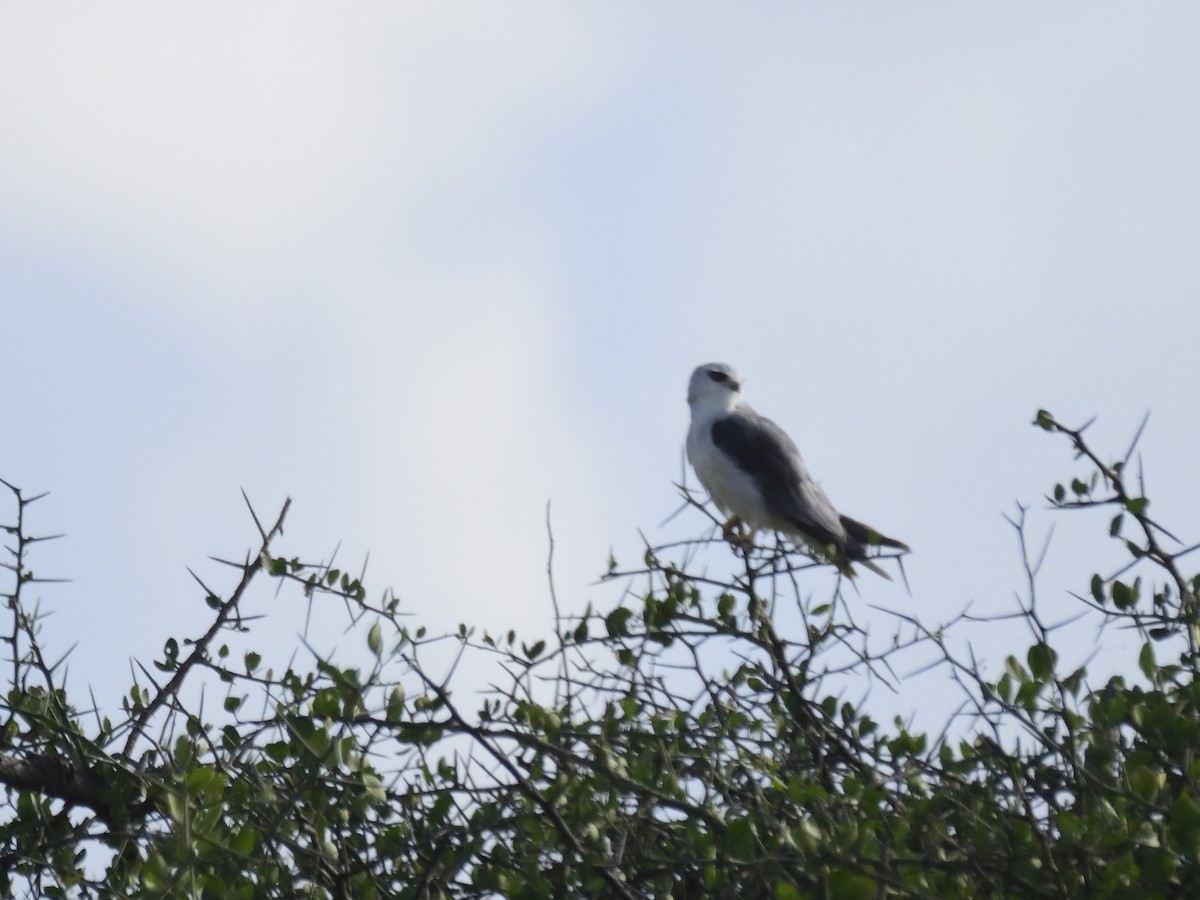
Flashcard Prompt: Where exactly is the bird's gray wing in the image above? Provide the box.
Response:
[710,411,844,547]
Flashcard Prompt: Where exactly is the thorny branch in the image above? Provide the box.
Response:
[0,409,1196,897]
[120,494,291,761]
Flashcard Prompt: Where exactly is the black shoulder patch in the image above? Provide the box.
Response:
[710,413,843,549]
[711,414,790,478]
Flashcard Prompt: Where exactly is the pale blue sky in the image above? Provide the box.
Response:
[3,5,1198,723]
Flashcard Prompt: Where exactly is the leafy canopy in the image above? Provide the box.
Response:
[0,412,1197,898]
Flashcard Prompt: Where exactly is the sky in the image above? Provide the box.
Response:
[3,4,1199,730]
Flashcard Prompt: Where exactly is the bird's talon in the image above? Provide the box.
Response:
[721,517,751,546]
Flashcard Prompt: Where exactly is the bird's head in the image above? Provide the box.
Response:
[687,363,744,413]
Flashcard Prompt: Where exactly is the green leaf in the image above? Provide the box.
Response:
[775,881,803,900]
[142,851,169,890]
[996,673,1013,704]
[606,607,633,638]
[165,790,186,825]
[727,817,756,859]
[1033,409,1055,430]
[386,686,405,723]
[1140,846,1178,887]
[187,765,221,794]
[1111,579,1136,609]
[827,869,876,900]
[232,827,258,856]
[1027,642,1056,681]
[367,622,382,656]
[1139,642,1156,681]
[362,772,387,804]
[1128,764,1162,801]
[1123,539,1146,559]
[1170,793,1200,853]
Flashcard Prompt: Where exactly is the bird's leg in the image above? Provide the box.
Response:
[721,516,752,546]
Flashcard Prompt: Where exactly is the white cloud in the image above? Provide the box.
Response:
[0,5,622,316]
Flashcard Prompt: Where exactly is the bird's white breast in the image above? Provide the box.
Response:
[686,414,774,528]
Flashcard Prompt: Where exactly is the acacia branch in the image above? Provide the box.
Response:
[406,660,637,900]
[0,751,150,825]
[120,497,291,761]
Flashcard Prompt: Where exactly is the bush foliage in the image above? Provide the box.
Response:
[1,412,1198,898]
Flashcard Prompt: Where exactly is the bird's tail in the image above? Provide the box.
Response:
[838,515,909,580]
[838,555,892,581]
[840,515,910,553]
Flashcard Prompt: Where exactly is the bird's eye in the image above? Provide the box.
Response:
[707,370,728,384]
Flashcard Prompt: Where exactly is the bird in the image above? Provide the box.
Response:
[685,362,908,579]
